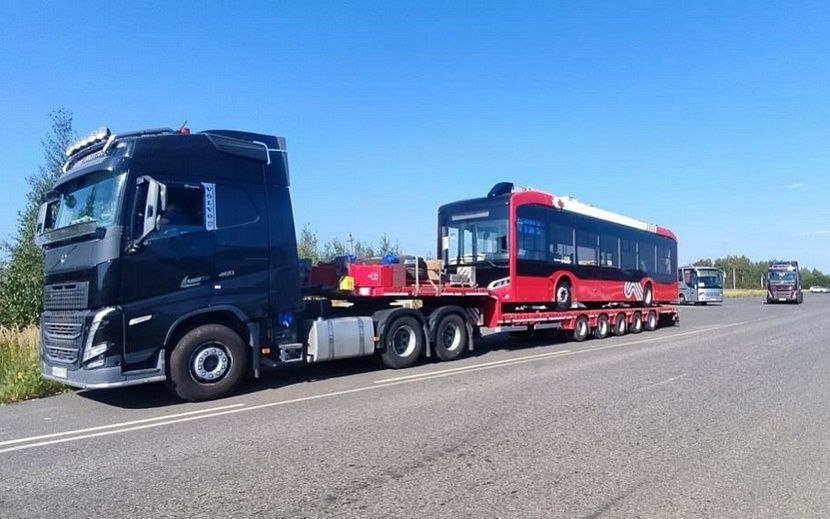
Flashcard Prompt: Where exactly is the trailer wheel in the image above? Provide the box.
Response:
[644,310,658,331]
[593,315,610,339]
[572,315,589,342]
[554,278,572,311]
[433,313,468,362]
[380,315,425,369]
[643,283,654,307]
[629,312,643,334]
[165,324,247,402]
[613,313,627,336]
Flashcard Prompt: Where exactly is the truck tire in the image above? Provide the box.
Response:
[380,315,425,369]
[629,312,643,334]
[594,314,610,339]
[613,313,627,336]
[165,324,247,402]
[572,315,589,342]
[433,313,468,362]
[644,311,658,331]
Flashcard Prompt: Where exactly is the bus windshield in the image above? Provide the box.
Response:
[696,269,723,288]
[440,206,509,266]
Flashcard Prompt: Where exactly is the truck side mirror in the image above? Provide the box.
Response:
[131,177,167,250]
[33,199,57,247]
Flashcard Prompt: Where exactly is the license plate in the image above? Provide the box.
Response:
[52,366,68,379]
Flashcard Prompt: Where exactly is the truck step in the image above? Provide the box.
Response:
[278,343,304,363]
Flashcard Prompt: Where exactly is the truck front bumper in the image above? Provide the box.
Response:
[41,353,166,389]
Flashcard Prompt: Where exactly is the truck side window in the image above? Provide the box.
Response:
[216,185,259,228]
[159,185,204,231]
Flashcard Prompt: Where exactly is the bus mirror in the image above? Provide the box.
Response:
[487,182,514,198]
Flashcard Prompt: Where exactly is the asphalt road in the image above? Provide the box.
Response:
[2,295,830,518]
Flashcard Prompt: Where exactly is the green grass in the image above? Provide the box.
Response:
[0,326,67,404]
[723,288,766,299]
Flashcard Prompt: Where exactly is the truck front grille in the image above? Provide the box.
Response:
[46,345,78,363]
[41,311,86,365]
[43,282,89,311]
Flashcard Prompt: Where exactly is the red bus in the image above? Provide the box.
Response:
[438,182,678,310]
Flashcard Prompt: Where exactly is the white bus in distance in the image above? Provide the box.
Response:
[677,266,724,305]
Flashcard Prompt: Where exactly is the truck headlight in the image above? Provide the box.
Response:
[83,342,111,362]
[83,307,117,364]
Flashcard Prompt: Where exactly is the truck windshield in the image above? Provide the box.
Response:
[768,271,797,283]
[52,170,127,230]
[697,270,723,288]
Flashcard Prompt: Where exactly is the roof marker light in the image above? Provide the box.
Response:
[65,127,111,157]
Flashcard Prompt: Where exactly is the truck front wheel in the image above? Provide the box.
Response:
[166,324,247,402]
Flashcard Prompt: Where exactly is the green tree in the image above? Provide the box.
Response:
[691,258,714,267]
[321,237,349,261]
[296,223,319,263]
[353,240,375,259]
[0,109,75,327]
[377,233,401,255]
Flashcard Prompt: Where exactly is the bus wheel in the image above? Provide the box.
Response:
[679,294,686,305]
[554,278,572,310]
[573,315,589,342]
[433,313,468,362]
[629,312,643,334]
[643,283,654,306]
[613,313,627,336]
[165,324,247,402]
[594,315,610,339]
[644,311,658,331]
[380,315,425,369]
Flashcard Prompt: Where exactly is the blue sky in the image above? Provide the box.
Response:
[1,1,829,272]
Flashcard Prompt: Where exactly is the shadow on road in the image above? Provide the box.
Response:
[75,331,574,409]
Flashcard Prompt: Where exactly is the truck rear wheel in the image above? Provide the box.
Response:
[594,315,610,339]
[433,313,468,362]
[629,312,643,334]
[165,324,247,402]
[573,315,589,342]
[613,313,627,336]
[644,311,658,331]
[380,316,425,369]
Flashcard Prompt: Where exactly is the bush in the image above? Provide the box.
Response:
[0,326,67,404]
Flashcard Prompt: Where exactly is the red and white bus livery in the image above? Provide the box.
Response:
[438,182,678,311]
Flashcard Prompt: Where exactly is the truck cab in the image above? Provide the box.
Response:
[765,261,803,304]
[36,127,303,400]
